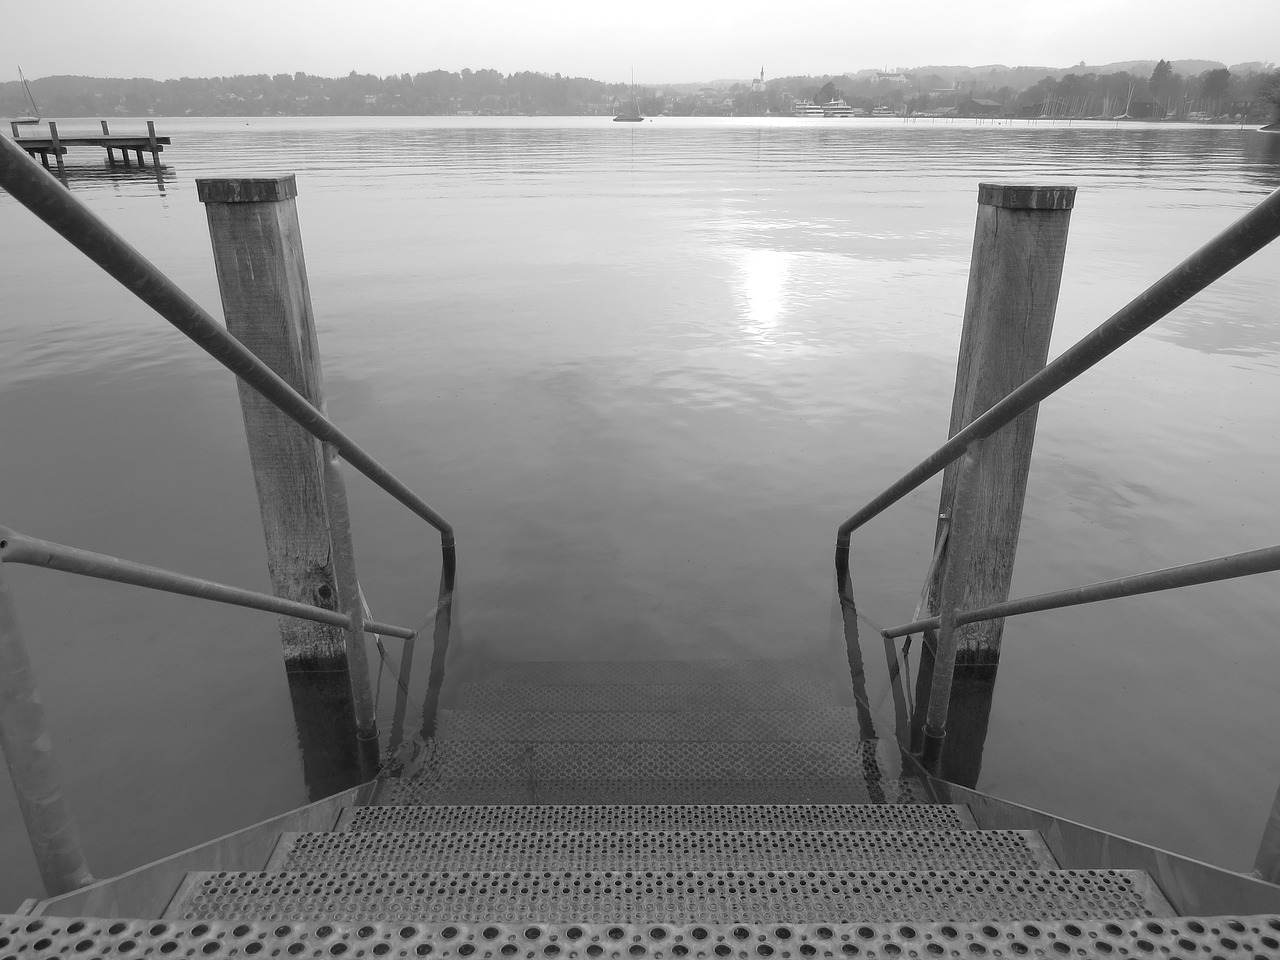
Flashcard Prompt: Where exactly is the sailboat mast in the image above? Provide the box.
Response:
[18,66,40,119]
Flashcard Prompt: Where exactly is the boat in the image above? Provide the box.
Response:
[613,70,643,122]
[793,99,824,117]
[12,67,41,125]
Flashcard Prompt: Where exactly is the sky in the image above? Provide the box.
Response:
[3,0,1277,84]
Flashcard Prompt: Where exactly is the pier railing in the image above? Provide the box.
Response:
[0,130,453,895]
[836,183,1280,769]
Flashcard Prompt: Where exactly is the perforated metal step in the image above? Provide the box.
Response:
[10,916,1276,960]
[268,829,1058,872]
[166,869,1175,923]
[371,778,928,805]
[436,709,862,742]
[338,803,978,832]
[460,682,835,713]
[476,659,834,686]
[399,739,897,784]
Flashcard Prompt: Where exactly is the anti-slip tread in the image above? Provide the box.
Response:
[460,682,836,712]
[396,739,897,783]
[338,803,977,832]
[11,916,1273,960]
[436,709,862,742]
[371,777,925,805]
[165,868,1175,923]
[474,659,834,686]
[268,829,1058,872]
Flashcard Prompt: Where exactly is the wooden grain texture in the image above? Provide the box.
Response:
[197,177,297,204]
[201,188,344,669]
[928,187,1075,662]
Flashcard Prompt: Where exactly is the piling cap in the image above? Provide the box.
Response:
[196,176,297,204]
[978,183,1075,210]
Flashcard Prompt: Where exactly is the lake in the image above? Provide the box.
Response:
[1,116,1279,908]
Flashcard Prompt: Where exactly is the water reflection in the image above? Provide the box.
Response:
[26,157,170,194]
[74,162,170,194]
[734,249,793,343]
[839,564,997,790]
[905,640,999,788]
[382,549,456,776]
[285,668,366,801]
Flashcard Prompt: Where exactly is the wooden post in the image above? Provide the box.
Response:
[0,563,94,895]
[48,122,66,180]
[196,176,376,744]
[146,120,160,169]
[101,121,114,165]
[928,183,1075,663]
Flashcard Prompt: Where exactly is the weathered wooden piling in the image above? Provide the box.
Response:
[197,176,376,748]
[927,183,1075,663]
[48,121,66,180]
[147,120,160,168]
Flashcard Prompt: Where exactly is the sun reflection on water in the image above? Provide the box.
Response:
[734,248,795,344]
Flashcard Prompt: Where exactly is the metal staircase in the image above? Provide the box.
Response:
[7,657,1279,958]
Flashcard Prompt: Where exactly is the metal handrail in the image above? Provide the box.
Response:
[834,184,1280,563]
[0,139,449,895]
[881,543,1280,639]
[0,527,418,641]
[0,134,454,559]
[834,184,1280,772]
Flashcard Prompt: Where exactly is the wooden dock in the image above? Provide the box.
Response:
[8,120,170,177]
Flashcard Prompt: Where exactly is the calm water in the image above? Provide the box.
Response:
[2,117,1279,906]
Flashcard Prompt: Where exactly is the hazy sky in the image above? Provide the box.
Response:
[5,0,1277,83]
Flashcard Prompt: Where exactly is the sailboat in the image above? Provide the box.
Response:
[613,70,643,122]
[13,67,41,125]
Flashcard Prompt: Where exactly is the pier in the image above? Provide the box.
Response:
[7,120,170,178]
[3,126,1280,940]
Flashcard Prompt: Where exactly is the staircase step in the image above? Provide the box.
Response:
[11,916,1272,960]
[436,709,862,741]
[371,777,927,804]
[397,739,897,783]
[459,681,835,712]
[338,802,978,831]
[268,829,1058,872]
[166,868,1175,923]
[476,659,834,686]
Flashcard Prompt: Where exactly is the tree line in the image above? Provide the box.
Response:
[1,70,637,118]
[763,63,1279,119]
[3,63,1278,120]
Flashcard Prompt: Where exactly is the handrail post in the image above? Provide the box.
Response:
[920,447,982,773]
[199,175,375,792]
[0,562,94,895]
[322,443,378,751]
[927,183,1075,662]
